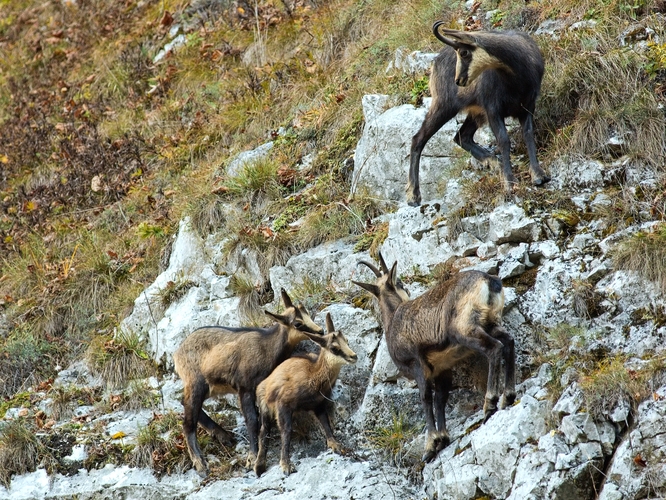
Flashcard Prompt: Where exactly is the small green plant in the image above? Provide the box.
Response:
[0,419,43,487]
[137,222,166,239]
[612,224,666,293]
[158,276,196,308]
[489,9,505,27]
[353,221,389,259]
[86,329,154,389]
[410,75,429,106]
[367,412,418,466]
[0,391,31,419]
[645,42,666,78]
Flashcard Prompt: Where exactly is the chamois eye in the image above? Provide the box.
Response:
[459,49,470,58]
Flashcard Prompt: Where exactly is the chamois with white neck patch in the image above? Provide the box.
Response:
[407,22,549,205]
[254,312,357,477]
[353,253,515,463]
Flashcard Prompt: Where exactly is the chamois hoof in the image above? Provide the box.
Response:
[245,451,257,470]
[500,392,517,410]
[193,461,209,478]
[405,186,421,207]
[280,460,296,476]
[254,460,267,477]
[421,449,436,463]
[533,175,551,186]
[483,406,498,423]
[327,439,344,454]
[435,434,451,453]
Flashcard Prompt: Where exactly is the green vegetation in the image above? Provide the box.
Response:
[157,275,196,308]
[366,412,418,466]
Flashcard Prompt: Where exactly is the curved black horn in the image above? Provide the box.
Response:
[357,260,382,277]
[377,252,390,274]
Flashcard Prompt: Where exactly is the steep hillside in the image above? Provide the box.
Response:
[1,0,666,498]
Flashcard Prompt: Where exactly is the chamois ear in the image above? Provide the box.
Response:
[352,280,380,297]
[388,261,399,286]
[325,312,335,334]
[280,288,294,309]
[440,29,478,47]
[303,330,329,349]
[264,308,293,325]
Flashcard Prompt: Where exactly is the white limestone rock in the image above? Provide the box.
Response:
[488,204,541,244]
[598,385,666,500]
[352,95,492,203]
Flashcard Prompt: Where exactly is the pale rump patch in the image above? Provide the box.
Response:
[463,47,508,84]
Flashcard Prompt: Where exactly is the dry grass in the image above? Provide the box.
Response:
[228,273,272,324]
[86,329,155,389]
[0,419,42,487]
[612,223,666,292]
[579,355,665,421]
[538,24,666,166]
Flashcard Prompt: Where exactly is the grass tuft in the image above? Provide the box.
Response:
[0,419,42,487]
[86,329,154,389]
[366,412,418,466]
[612,224,666,292]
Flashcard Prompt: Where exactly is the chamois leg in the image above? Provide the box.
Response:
[314,406,343,454]
[491,326,516,409]
[254,411,272,477]
[487,114,515,191]
[454,114,494,162]
[197,409,235,447]
[182,376,209,476]
[408,101,457,206]
[433,370,453,453]
[277,406,296,475]
[459,327,505,422]
[414,370,439,462]
[239,390,259,468]
[519,113,550,186]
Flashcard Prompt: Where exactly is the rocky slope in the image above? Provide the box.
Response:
[2,23,666,500]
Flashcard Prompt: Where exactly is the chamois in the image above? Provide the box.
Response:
[407,22,549,205]
[254,313,357,477]
[353,253,515,463]
[173,289,323,476]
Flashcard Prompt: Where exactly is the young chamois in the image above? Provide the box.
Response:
[173,289,323,476]
[407,22,549,206]
[254,312,357,477]
[353,253,515,463]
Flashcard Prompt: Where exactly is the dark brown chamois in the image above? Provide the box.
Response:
[353,253,515,462]
[173,289,323,476]
[407,23,549,205]
[254,313,357,477]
